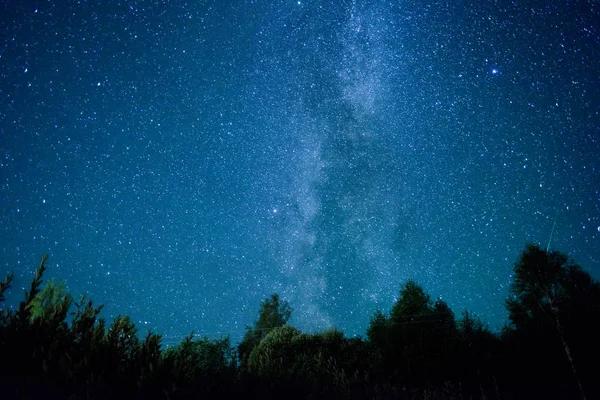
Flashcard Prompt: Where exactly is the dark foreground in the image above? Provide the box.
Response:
[1,245,599,399]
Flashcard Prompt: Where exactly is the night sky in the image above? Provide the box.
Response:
[1,1,599,345]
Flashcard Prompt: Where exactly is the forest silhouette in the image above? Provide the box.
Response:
[1,244,599,399]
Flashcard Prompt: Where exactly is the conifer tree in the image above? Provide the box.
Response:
[28,278,73,322]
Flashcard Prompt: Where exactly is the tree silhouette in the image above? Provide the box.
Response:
[2,247,599,399]
[390,280,433,383]
[427,298,459,382]
[161,333,236,397]
[458,310,501,397]
[0,271,13,303]
[505,244,600,400]
[390,280,432,323]
[0,271,14,326]
[367,280,461,386]
[28,278,73,322]
[247,324,302,378]
[366,309,389,352]
[247,325,372,398]
[238,293,292,369]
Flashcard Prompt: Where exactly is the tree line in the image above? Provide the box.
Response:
[1,243,599,399]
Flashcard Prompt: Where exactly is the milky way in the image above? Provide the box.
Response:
[1,1,598,343]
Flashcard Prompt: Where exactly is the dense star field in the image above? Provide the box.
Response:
[1,1,598,344]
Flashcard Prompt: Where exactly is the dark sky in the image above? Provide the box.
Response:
[1,0,598,344]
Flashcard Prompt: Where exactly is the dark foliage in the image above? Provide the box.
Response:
[1,245,598,399]
[366,280,464,386]
[237,293,292,369]
[501,244,600,400]
[0,255,237,400]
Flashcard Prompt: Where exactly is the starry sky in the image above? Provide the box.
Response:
[1,1,599,344]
